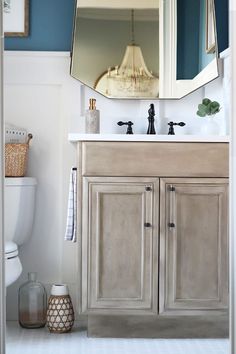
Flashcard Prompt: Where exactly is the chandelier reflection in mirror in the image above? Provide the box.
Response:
[95,10,159,98]
[71,0,218,100]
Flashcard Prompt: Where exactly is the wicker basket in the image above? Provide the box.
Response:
[5,134,33,177]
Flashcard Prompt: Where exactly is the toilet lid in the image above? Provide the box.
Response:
[5,241,18,259]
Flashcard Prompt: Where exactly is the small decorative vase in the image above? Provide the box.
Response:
[201,117,220,135]
[46,284,74,333]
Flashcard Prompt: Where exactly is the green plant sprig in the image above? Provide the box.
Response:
[197,98,221,117]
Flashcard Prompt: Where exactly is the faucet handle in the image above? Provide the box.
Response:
[168,121,186,135]
[117,121,134,134]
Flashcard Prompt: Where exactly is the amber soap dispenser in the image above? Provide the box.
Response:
[85,98,100,134]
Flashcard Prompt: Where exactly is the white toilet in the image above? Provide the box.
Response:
[4,177,37,287]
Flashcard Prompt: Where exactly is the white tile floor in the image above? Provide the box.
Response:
[6,321,229,354]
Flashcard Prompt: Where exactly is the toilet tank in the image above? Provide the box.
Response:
[5,177,37,245]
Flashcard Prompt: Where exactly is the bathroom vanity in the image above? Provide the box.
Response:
[71,135,229,338]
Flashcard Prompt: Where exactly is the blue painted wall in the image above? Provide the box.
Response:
[198,0,215,71]
[177,0,228,80]
[177,0,200,80]
[215,0,229,53]
[5,0,228,53]
[5,0,76,51]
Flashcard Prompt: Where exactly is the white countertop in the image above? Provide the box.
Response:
[68,133,230,143]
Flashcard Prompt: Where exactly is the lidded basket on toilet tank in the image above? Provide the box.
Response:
[5,133,33,177]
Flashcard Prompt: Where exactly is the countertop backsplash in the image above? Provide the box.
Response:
[70,54,229,138]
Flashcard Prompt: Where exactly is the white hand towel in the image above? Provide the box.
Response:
[65,167,77,242]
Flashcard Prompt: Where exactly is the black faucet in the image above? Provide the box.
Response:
[168,121,186,135]
[117,121,134,134]
[147,103,156,134]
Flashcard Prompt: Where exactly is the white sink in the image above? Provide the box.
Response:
[68,133,230,143]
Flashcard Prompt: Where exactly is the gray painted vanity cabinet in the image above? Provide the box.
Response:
[77,141,229,338]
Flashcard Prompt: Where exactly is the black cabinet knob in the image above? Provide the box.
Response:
[168,186,175,192]
[144,223,152,228]
[145,186,152,192]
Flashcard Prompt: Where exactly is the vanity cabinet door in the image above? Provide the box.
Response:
[159,178,228,315]
[82,177,159,314]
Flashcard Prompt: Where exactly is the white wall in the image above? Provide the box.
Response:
[4,52,79,320]
[4,50,229,320]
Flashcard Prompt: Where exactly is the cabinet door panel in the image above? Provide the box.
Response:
[82,177,159,314]
[98,192,142,299]
[160,178,228,315]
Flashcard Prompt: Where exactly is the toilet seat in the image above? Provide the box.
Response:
[5,241,18,259]
[5,243,22,287]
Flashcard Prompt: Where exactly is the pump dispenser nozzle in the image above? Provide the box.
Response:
[89,98,96,110]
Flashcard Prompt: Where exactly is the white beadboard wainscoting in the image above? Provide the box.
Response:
[4,50,230,321]
[4,51,80,320]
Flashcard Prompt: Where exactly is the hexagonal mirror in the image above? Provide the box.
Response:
[71,0,219,99]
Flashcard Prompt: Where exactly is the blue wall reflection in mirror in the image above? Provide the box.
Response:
[177,0,219,80]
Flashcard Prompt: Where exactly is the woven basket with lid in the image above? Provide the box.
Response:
[5,134,33,177]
